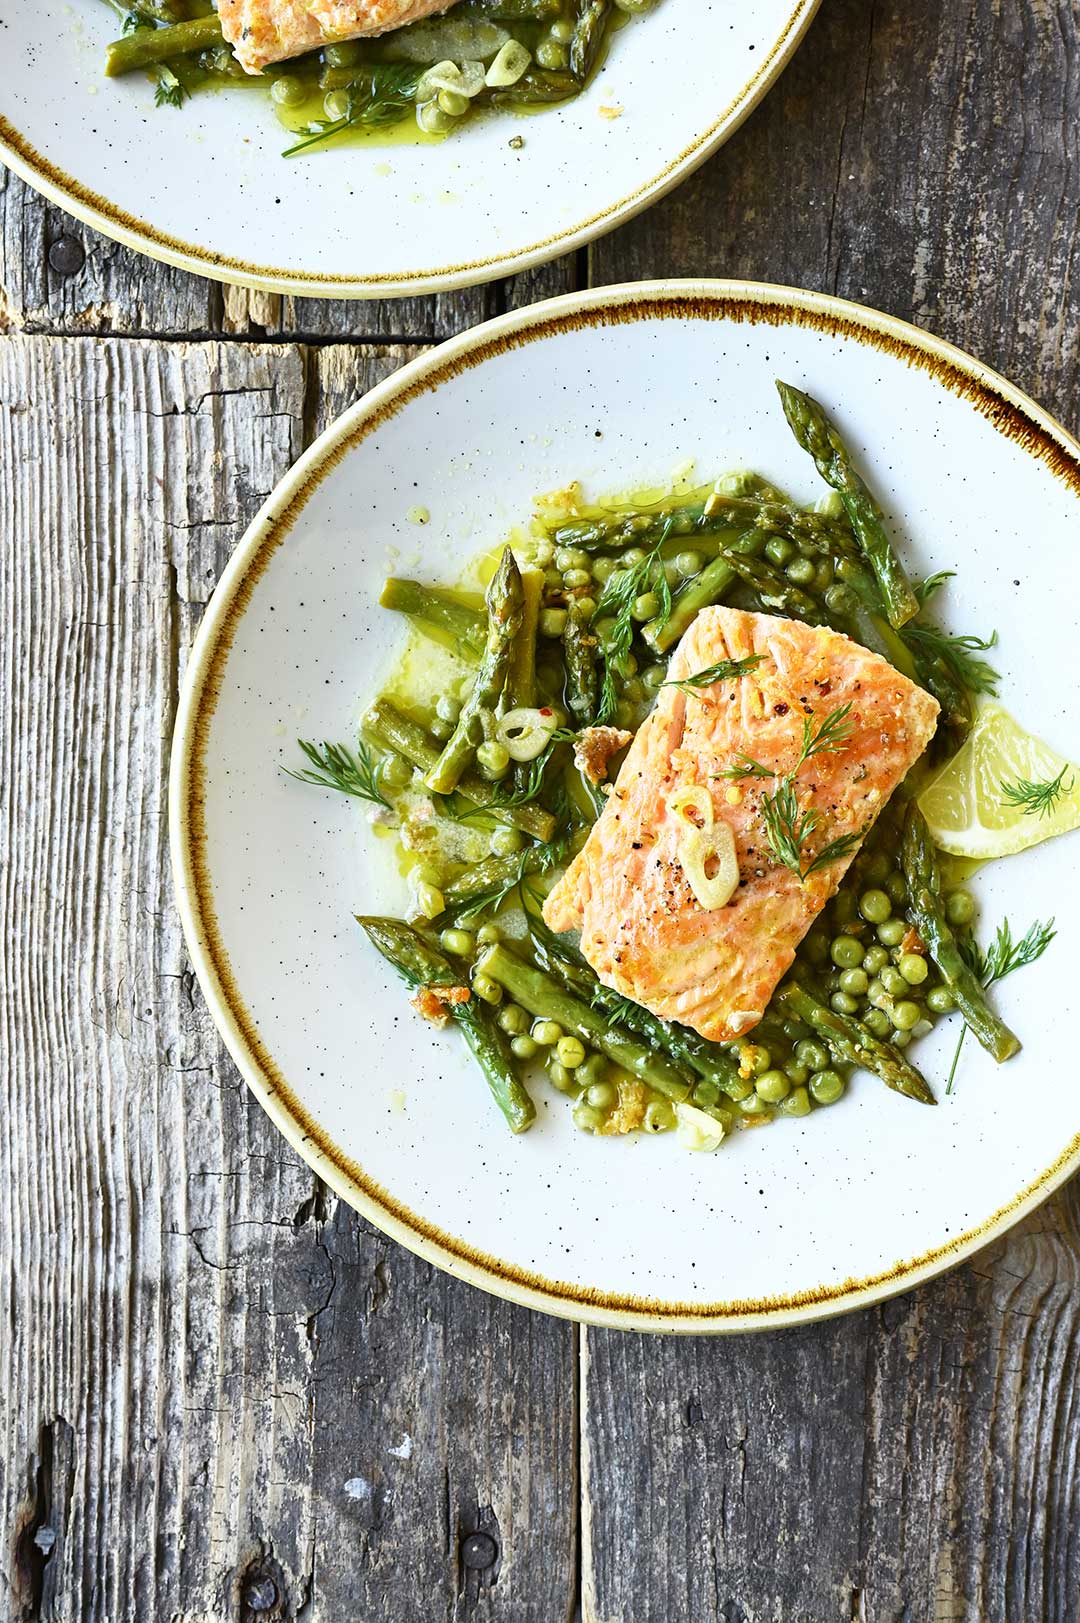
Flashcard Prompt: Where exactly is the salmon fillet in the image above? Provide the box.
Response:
[219,0,460,74]
[543,607,940,1043]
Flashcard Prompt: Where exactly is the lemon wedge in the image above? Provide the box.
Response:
[917,704,1080,859]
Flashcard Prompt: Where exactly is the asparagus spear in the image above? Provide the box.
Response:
[358,916,535,1134]
[105,14,224,74]
[528,922,745,1096]
[720,549,828,624]
[506,568,543,710]
[476,944,693,1102]
[773,983,937,1105]
[380,578,486,658]
[776,381,919,629]
[425,548,524,795]
[363,698,556,841]
[644,528,766,653]
[441,846,560,913]
[900,805,1020,1062]
[563,602,599,723]
[569,0,613,80]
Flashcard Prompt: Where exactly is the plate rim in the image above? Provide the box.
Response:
[169,277,1080,1332]
[0,0,822,298]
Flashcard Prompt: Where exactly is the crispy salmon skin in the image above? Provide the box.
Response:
[219,0,459,74]
[543,607,940,1042]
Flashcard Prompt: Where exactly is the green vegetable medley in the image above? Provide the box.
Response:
[98,0,654,151]
[288,383,1056,1150]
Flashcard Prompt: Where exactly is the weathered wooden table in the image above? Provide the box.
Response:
[3,2,1080,1618]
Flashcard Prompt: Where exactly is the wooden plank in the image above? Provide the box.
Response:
[582,1182,1080,1623]
[0,167,578,341]
[0,334,577,1622]
[591,0,1080,422]
[583,2,1080,1617]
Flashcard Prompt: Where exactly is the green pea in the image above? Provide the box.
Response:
[381,752,412,789]
[739,1043,772,1077]
[781,1085,812,1118]
[532,1019,563,1046]
[675,549,704,576]
[892,1028,913,1049]
[576,595,597,621]
[784,1061,810,1085]
[809,1068,845,1105]
[562,568,591,591]
[573,1101,605,1133]
[543,566,563,589]
[472,974,502,1005]
[491,825,524,857]
[899,953,928,985]
[859,888,892,924]
[475,923,501,946]
[863,851,891,884]
[324,39,362,65]
[795,1039,829,1073]
[764,535,797,567]
[576,1054,609,1089]
[644,1099,675,1133]
[880,966,907,997]
[535,36,568,68]
[786,557,817,586]
[323,88,351,121]
[497,1002,528,1035]
[739,1092,771,1116]
[832,891,858,926]
[926,986,956,1015]
[830,935,865,970]
[510,1034,537,1061]
[632,592,660,622]
[587,1080,618,1111]
[555,546,588,571]
[725,1075,754,1103]
[592,555,617,583]
[945,889,976,927]
[864,1008,892,1038]
[440,928,475,957]
[692,1079,722,1109]
[891,999,921,1031]
[557,1036,586,1068]
[477,741,511,780]
[413,881,444,920]
[803,930,830,965]
[813,560,834,591]
[270,73,307,107]
[885,872,908,904]
[756,1069,791,1103]
[621,547,648,569]
[831,992,860,1015]
[862,945,890,975]
[539,607,568,637]
[430,715,454,742]
[840,968,869,996]
[548,1061,581,1097]
[642,664,667,691]
[824,583,857,616]
[877,918,906,947]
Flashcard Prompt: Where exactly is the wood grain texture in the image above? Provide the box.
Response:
[4,0,1080,1619]
[0,336,577,1623]
[0,165,577,342]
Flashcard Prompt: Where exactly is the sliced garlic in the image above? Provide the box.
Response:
[677,823,739,911]
[674,1101,726,1153]
[667,783,714,831]
[496,706,559,762]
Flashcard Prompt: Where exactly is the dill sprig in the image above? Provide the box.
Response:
[282,66,420,157]
[798,701,854,765]
[286,739,391,809]
[153,65,187,107]
[716,754,773,782]
[914,570,955,607]
[450,831,573,924]
[999,765,1074,820]
[594,528,673,722]
[948,917,1057,1090]
[759,782,861,880]
[663,654,764,694]
[903,622,1000,697]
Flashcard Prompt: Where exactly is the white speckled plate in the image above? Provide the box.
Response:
[170,281,1080,1331]
[0,1,820,297]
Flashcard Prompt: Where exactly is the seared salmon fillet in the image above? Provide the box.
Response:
[219,0,460,74]
[543,607,940,1042]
